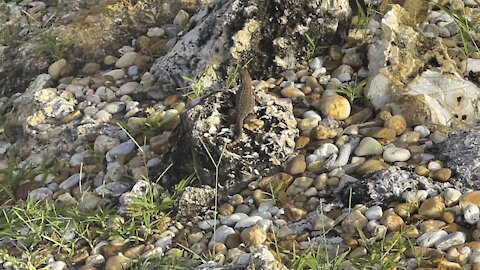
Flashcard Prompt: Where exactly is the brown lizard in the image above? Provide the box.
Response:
[230,68,256,146]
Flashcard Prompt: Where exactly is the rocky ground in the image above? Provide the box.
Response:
[1,0,480,270]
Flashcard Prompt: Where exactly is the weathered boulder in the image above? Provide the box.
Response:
[159,87,297,198]
[364,4,480,127]
[149,0,352,97]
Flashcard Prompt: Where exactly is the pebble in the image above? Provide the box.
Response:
[365,205,383,221]
[354,137,383,156]
[384,115,407,135]
[314,95,351,120]
[28,187,53,201]
[436,232,466,250]
[464,203,480,224]
[48,59,67,80]
[115,52,139,68]
[47,261,67,270]
[235,216,263,230]
[418,196,445,219]
[285,154,306,175]
[444,188,462,206]
[382,147,411,162]
[118,82,140,96]
[106,140,136,163]
[240,225,267,246]
[59,173,85,190]
[312,213,335,231]
[460,191,480,208]
[105,255,130,270]
[212,225,236,244]
[430,168,452,182]
[342,210,368,235]
[418,230,448,247]
[281,86,305,98]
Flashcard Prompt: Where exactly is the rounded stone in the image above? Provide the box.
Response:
[285,154,307,175]
[435,232,466,251]
[379,209,404,232]
[365,205,383,221]
[443,188,462,206]
[105,255,130,270]
[115,52,139,68]
[383,147,411,162]
[384,115,407,135]
[240,225,267,246]
[354,137,383,156]
[48,59,67,80]
[464,203,480,224]
[281,86,305,98]
[342,210,368,235]
[314,95,351,120]
[418,196,445,219]
[418,230,448,247]
[430,168,452,182]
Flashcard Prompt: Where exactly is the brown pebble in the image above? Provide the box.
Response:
[418,196,445,219]
[252,189,269,206]
[384,115,407,135]
[258,173,293,192]
[285,154,307,175]
[419,220,446,233]
[295,136,310,149]
[218,203,235,216]
[344,107,373,125]
[313,174,328,190]
[442,211,456,224]
[430,168,452,182]
[284,204,307,222]
[394,202,418,218]
[240,225,267,246]
[415,165,430,177]
[229,194,244,206]
[225,233,241,249]
[310,124,338,140]
[460,191,480,208]
[375,108,392,124]
[380,209,404,232]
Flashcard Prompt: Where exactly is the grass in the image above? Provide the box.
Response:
[40,31,67,61]
[0,23,20,47]
[332,78,368,103]
[436,3,480,57]
[303,33,317,60]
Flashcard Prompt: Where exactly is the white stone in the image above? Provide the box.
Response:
[365,205,383,220]
[414,125,431,138]
[418,230,448,247]
[435,232,466,251]
[103,69,125,80]
[354,137,383,156]
[94,110,112,123]
[402,190,428,203]
[235,216,263,230]
[115,52,139,68]
[212,225,235,244]
[383,147,411,162]
[118,82,140,96]
[464,58,480,74]
[147,27,165,37]
[313,143,339,160]
[28,187,53,202]
[220,213,249,226]
[443,188,462,206]
[464,204,480,224]
[428,161,442,171]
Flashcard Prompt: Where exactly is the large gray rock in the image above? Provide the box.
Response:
[345,166,450,206]
[150,0,352,97]
[158,88,297,198]
[433,130,480,192]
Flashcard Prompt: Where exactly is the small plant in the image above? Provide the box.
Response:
[436,3,480,57]
[354,0,373,30]
[303,33,317,60]
[182,75,205,99]
[41,31,67,61]
[0,24,20,47]
[332,78,368,103]
[289,245,350,270]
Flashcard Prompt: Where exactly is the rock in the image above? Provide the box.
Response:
[241,225,267,246]
[435,232,466,251]
[418,230,448,248]
[212,225,235,244]
[430,168,452,182]
[118,82,140,96]
[105,255,130,270]
[94,135,120,154]
[176,186,215,218]
[47,261,67,270]
[384,115,407,135]
[221,213,249,226]
[383,147,411,162]
[159,91,297,198]
[147,27,165,37]
[365,205,383,221]
[28,187,53,202]
[48,59,67,80]
[313,95,351,120]
[59,173,85,190]
[418,196,445,219]
[312,213,335,231]
[342,210,368,235]
[284,204,307,222]
[235,216,263,230]
[365,5,480,126]
[464,203,480,224]
[106,140,136,163]
[379,209,404,232]
[151,0,351,96]
[246,247,288,270]
[285,155,306,175]
[443,188,462,206]
[354,137,383,156]
[281,86,305,98]
[347,166,446,207]
[115,52,139,68]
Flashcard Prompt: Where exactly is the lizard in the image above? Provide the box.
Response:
[229,68,256,146]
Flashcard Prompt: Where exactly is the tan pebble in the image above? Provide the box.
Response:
[329,45,343,60]
[82,62,101,75]
[258,172,293,192]
[313,174,328,190]
[403,131,421,144]
[229,194,244,206]
[384,115,407,135]
[123,245,146,259]
[284,204,307,222]
[310,124,338,140]
[60,63,75,77]
[313,95,351,120]
[394,203,416,218]
[436,260,461,270]
[473,262,480,270]
[301,86,312,95]
[48,58,67,80]
[134,55,152,69]
[326,177,339,187]
[459,191,480,208]
[418,196,445,219]
[171,102,186,112]
[307,160,324,174]
[285,154,307,175]
[218,203,235,216]
[371,127,397,141]
[404,225,420,238]
[225,233,241,249]
[214,243,227,255]
[71,249,89,264]
[61,110,83,124]
[164,95,181,107]
[240,225,267,246]
[342,210,368,235]
[304,76,321,90]
[103,55,118,65]
[295,136,310,149]
[188,230,204,244]
[344,107,373,125]
[473,229,480,241]
[252,189,269,206]
[442,211,456,224]
[296,69,309,78]
[348,246,367,259]
[355,159,390,176]
[415,165,430,177]
[375,108,392,123]
[380,209,404,232]
[298,118,319,131]
[71,77,91,86]
[105,255,130,270]
[430,168,452,182]
[419,220,447,233]
[279,237,298,251]
[281,86,305,98]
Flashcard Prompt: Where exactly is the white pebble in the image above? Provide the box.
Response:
[365,205,383,220]
[418,230,448,247]
[428,161,442,171]
[464,203,480,224]
[383,147,411,162]
[414,125,431,138]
